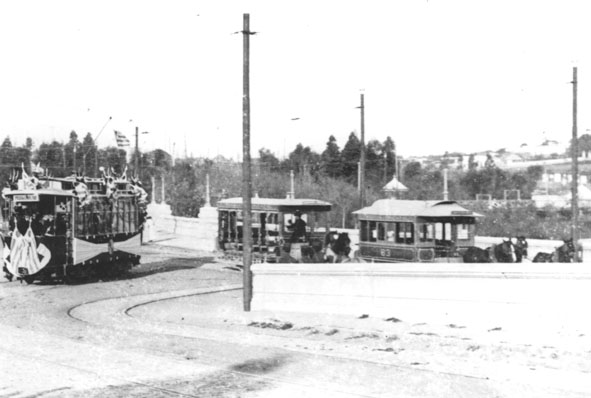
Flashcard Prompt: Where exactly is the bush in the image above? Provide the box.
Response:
[460,200,586,240]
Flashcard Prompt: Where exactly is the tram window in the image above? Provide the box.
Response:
[419,223,435,242]
[359,220,368,241]
[435,223,452,241]
[377,223,386,241]
[457,223,469,240]
[284,212,308,232]
[445,223,452,241]
[396,222,414,244]
[386,223,396,242]
[369,221,377,242]
[266,213,278,225]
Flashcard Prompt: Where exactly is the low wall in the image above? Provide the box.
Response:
[147,208,590,259]
[150,206,218,252]
[251,263,591,330]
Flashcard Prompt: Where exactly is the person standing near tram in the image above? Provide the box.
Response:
[287,210,307,243]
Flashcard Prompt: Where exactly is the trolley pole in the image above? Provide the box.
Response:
[359,93,366,209]
[571,66,580,261]
[135,126,139,177]
[242,13,254,311]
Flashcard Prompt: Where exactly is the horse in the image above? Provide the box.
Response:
[325,231,352,263]
[533,238,576,263]
[489,239,515,263]
[462,246,491,263]
[513,236,528,263]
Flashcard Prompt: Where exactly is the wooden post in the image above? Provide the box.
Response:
[571,67,580,261]
[359,93,366,208]
[242,13,254,310]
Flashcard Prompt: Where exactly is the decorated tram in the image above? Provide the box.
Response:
[353,199,482,263]
[217,197,333,263]
[1,166,148,283]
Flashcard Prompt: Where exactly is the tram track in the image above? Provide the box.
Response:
[63,286,591,397]
[4,249,587,398]
[61,285,385,397]
[66,286,496,379]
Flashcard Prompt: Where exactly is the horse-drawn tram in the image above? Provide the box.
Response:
[1,168,148,283]
[353,199,482,263]
[217,197,332,263]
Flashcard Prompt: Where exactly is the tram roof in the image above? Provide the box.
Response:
[217,197,332,212]
[353,199,483,219]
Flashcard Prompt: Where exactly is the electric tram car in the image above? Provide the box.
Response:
[217,197,332,263]
[353,199,482,263]
[1,170,146,283]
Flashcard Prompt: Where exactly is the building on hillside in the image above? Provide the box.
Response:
[513,139,568,158]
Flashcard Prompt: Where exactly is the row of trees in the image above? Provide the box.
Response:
[258,133,397,187]
[0,130,572,236]
[0,131,128,183]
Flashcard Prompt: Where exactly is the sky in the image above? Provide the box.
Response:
[1,0,591,161]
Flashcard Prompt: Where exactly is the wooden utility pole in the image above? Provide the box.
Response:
[571,66,580,261]
[359,93,366,208]
[242,13,254,311]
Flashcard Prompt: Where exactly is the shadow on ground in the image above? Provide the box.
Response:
[29,257,217,286]
[56,355,290,398]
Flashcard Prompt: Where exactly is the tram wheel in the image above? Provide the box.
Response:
[5,274,13,282]
[23,276,35,285]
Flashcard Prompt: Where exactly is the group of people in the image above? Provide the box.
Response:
[277,211,352,263]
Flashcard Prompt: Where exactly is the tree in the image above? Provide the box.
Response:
[284,143,320,175]
[38,141,66,176]
[340,132,361,184]
[320,135,341,178]
[365,139,384,186]
[0,137,15,182]
[81,133,97,176]
[383,136,396,179]
[98,146,127,174]
[258,148,280,172]
[403,161,422,181]
[577,134,591,157]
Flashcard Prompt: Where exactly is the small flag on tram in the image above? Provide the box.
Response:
[114,130,130,147]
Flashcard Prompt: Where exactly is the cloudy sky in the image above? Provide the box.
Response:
[1,0,590,160]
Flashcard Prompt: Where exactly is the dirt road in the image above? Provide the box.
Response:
[1,244,589,397]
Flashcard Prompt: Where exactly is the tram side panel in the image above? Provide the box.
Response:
[71,195,141,274]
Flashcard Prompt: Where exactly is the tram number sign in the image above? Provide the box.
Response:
[379,248,391,257]
[13,193,39,202]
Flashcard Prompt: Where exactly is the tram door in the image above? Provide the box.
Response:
[434,221,454,255]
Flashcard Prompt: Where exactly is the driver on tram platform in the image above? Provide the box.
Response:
[287,210,307,243]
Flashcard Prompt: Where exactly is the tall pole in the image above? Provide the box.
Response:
[242,13,254,311]
[571,66,580,261]
[289,170,295,199]
[73,144,77,173]
[135,126,139,177]
[443,168,449,200]
[359,93,366,208]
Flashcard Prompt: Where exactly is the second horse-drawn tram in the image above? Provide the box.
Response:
[217,197,332,263]
[353,199,482,263]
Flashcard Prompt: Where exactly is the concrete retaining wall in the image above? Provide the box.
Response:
[150,205,218,251]
[251,262,591,330]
